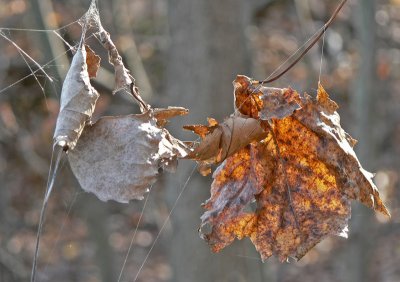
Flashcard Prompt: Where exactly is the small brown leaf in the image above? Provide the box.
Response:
[153,106,189,127]
[53,45,99,150]
[68,112,188,203]
[233,75,263,119]
[85,45,101,79]
[184,116,268,174]
[183,120,218,140]
[207,117,218,127]
[233,75,301,120]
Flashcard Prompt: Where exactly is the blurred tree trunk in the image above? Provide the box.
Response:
[347,1,377,281]
[164,1,266,281]
[30,0,69,91]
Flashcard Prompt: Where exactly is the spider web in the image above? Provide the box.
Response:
[0,1,189,281]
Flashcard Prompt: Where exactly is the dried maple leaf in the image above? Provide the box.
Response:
[53,45,99,150]
[200,82,389,261]
[68,110,188,203]
[184,115,268,175]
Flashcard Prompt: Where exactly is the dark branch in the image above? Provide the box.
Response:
[257,0,348,84]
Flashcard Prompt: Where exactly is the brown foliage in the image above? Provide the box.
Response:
[191,75,389,261]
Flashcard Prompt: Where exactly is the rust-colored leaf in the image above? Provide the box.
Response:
[68,111,188,203]
[184,116,268,175]
[200,83,389,261]
[85,45,101,79]
[153,106,189,127]
[233,75,263,119]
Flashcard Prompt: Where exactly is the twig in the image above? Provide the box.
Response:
[257,0,348,84]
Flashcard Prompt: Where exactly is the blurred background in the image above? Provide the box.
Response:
[0,0,399,281]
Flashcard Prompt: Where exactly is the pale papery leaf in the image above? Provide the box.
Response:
[68,112,188,203]
[53,45,99,150]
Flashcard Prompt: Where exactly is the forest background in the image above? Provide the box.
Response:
[0,0,399,281]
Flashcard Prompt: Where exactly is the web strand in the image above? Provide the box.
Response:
[134,164,198,282]
[0,33,96,95]
[117,187,152,282]
[319,28,327,84]
[0,19,81,33]
[0,4,100,95]
[42,191,81,275]
[0,31,53,84]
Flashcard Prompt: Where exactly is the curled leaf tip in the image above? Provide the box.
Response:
[53,45,99,151]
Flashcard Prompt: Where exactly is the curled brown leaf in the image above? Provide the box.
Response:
[184,115,268,175]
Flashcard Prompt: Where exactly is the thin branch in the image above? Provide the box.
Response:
[257,0,348,84]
